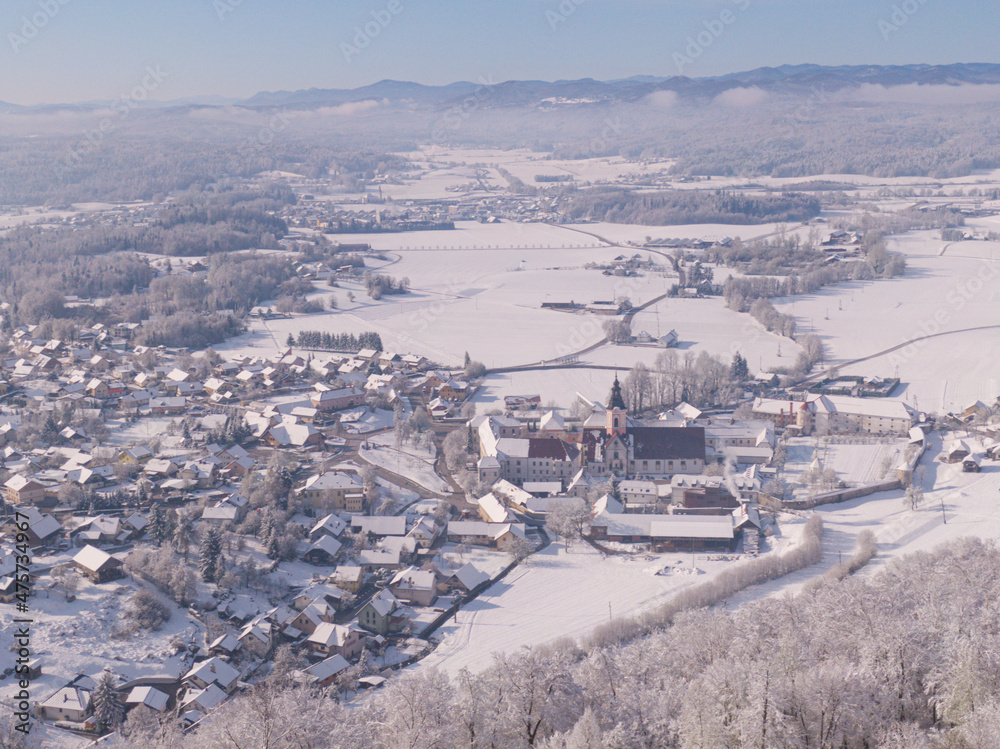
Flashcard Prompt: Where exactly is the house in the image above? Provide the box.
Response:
[148,396,187,415]
[357,589,408,635]
[4,474,47,505]
[289,602,337,636]
[311,386,366,413]
[239,618,277,658]
[406,516,440,549]
[963,454,983,473]
[358,548,402,571]
[119,446,154,464]
[208,633,242,657]
[751,395,915,436]
[299,654,351,688]
[388,566,438,607]
[438,379,470,401]
[265,423,323,450]
[15,506,61,545]
[588,511,736,551]
[440,562,490,595]
[293,583,345,612]
[303,535,344,565]
[306,622,365,659]
[0,577,18,603]
[125,686,170,712]
[73,545,125,583]
[478,492,514,523]
[310,513,348,541]
[39,677,93,723]
[301,472,366,512]
[184,657,241,693]
[942,440,972,463]
[447,520,528,550]
[332,565,364,593]
[180,683,228,721]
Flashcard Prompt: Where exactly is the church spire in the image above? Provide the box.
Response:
[608,374,626,411]
[606,374,627,438]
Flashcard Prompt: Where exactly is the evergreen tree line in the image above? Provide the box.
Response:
[294,330,383,352]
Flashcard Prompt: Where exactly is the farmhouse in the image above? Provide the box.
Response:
[588,511,737,551]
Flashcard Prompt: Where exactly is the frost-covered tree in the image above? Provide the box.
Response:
[92,669,125,732]
[173,512,193,559]
[199,526,223,582]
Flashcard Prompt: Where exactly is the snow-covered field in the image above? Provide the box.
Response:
[416,541,736,675]
[771,230,1000,414]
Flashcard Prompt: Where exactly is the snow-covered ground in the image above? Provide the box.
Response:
[360,434,450,495]
[727,432,1000,606]
[0,576,200,729]
[771,230,1000,414]
[783,437,910,487]
[416,540,736,675]
[413,433,1000,675]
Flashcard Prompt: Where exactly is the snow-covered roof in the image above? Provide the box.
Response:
[126,686,169,711]
[477,493,513,523]
[352,516,407,537]
[302,654,350,681]
[307,622,358,648]
[72,544,116,572]
[185,657,240,690]
[452,562,489,591]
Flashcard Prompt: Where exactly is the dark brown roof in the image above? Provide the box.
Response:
[630,427,705,461]
[528,438,575,460]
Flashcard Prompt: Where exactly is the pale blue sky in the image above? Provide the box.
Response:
[2,0,995,105]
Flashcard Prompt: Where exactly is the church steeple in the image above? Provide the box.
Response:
[608,374,626,411]
[606,374,627,437]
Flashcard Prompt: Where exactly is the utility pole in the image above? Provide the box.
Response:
[941,497,947,524]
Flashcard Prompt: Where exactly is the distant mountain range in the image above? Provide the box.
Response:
[9,63,1000,113]
[232,63,1000,110]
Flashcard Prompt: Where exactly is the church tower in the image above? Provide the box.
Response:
[606,374,627,437]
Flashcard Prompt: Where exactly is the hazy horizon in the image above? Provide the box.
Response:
[2,0,996,105]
